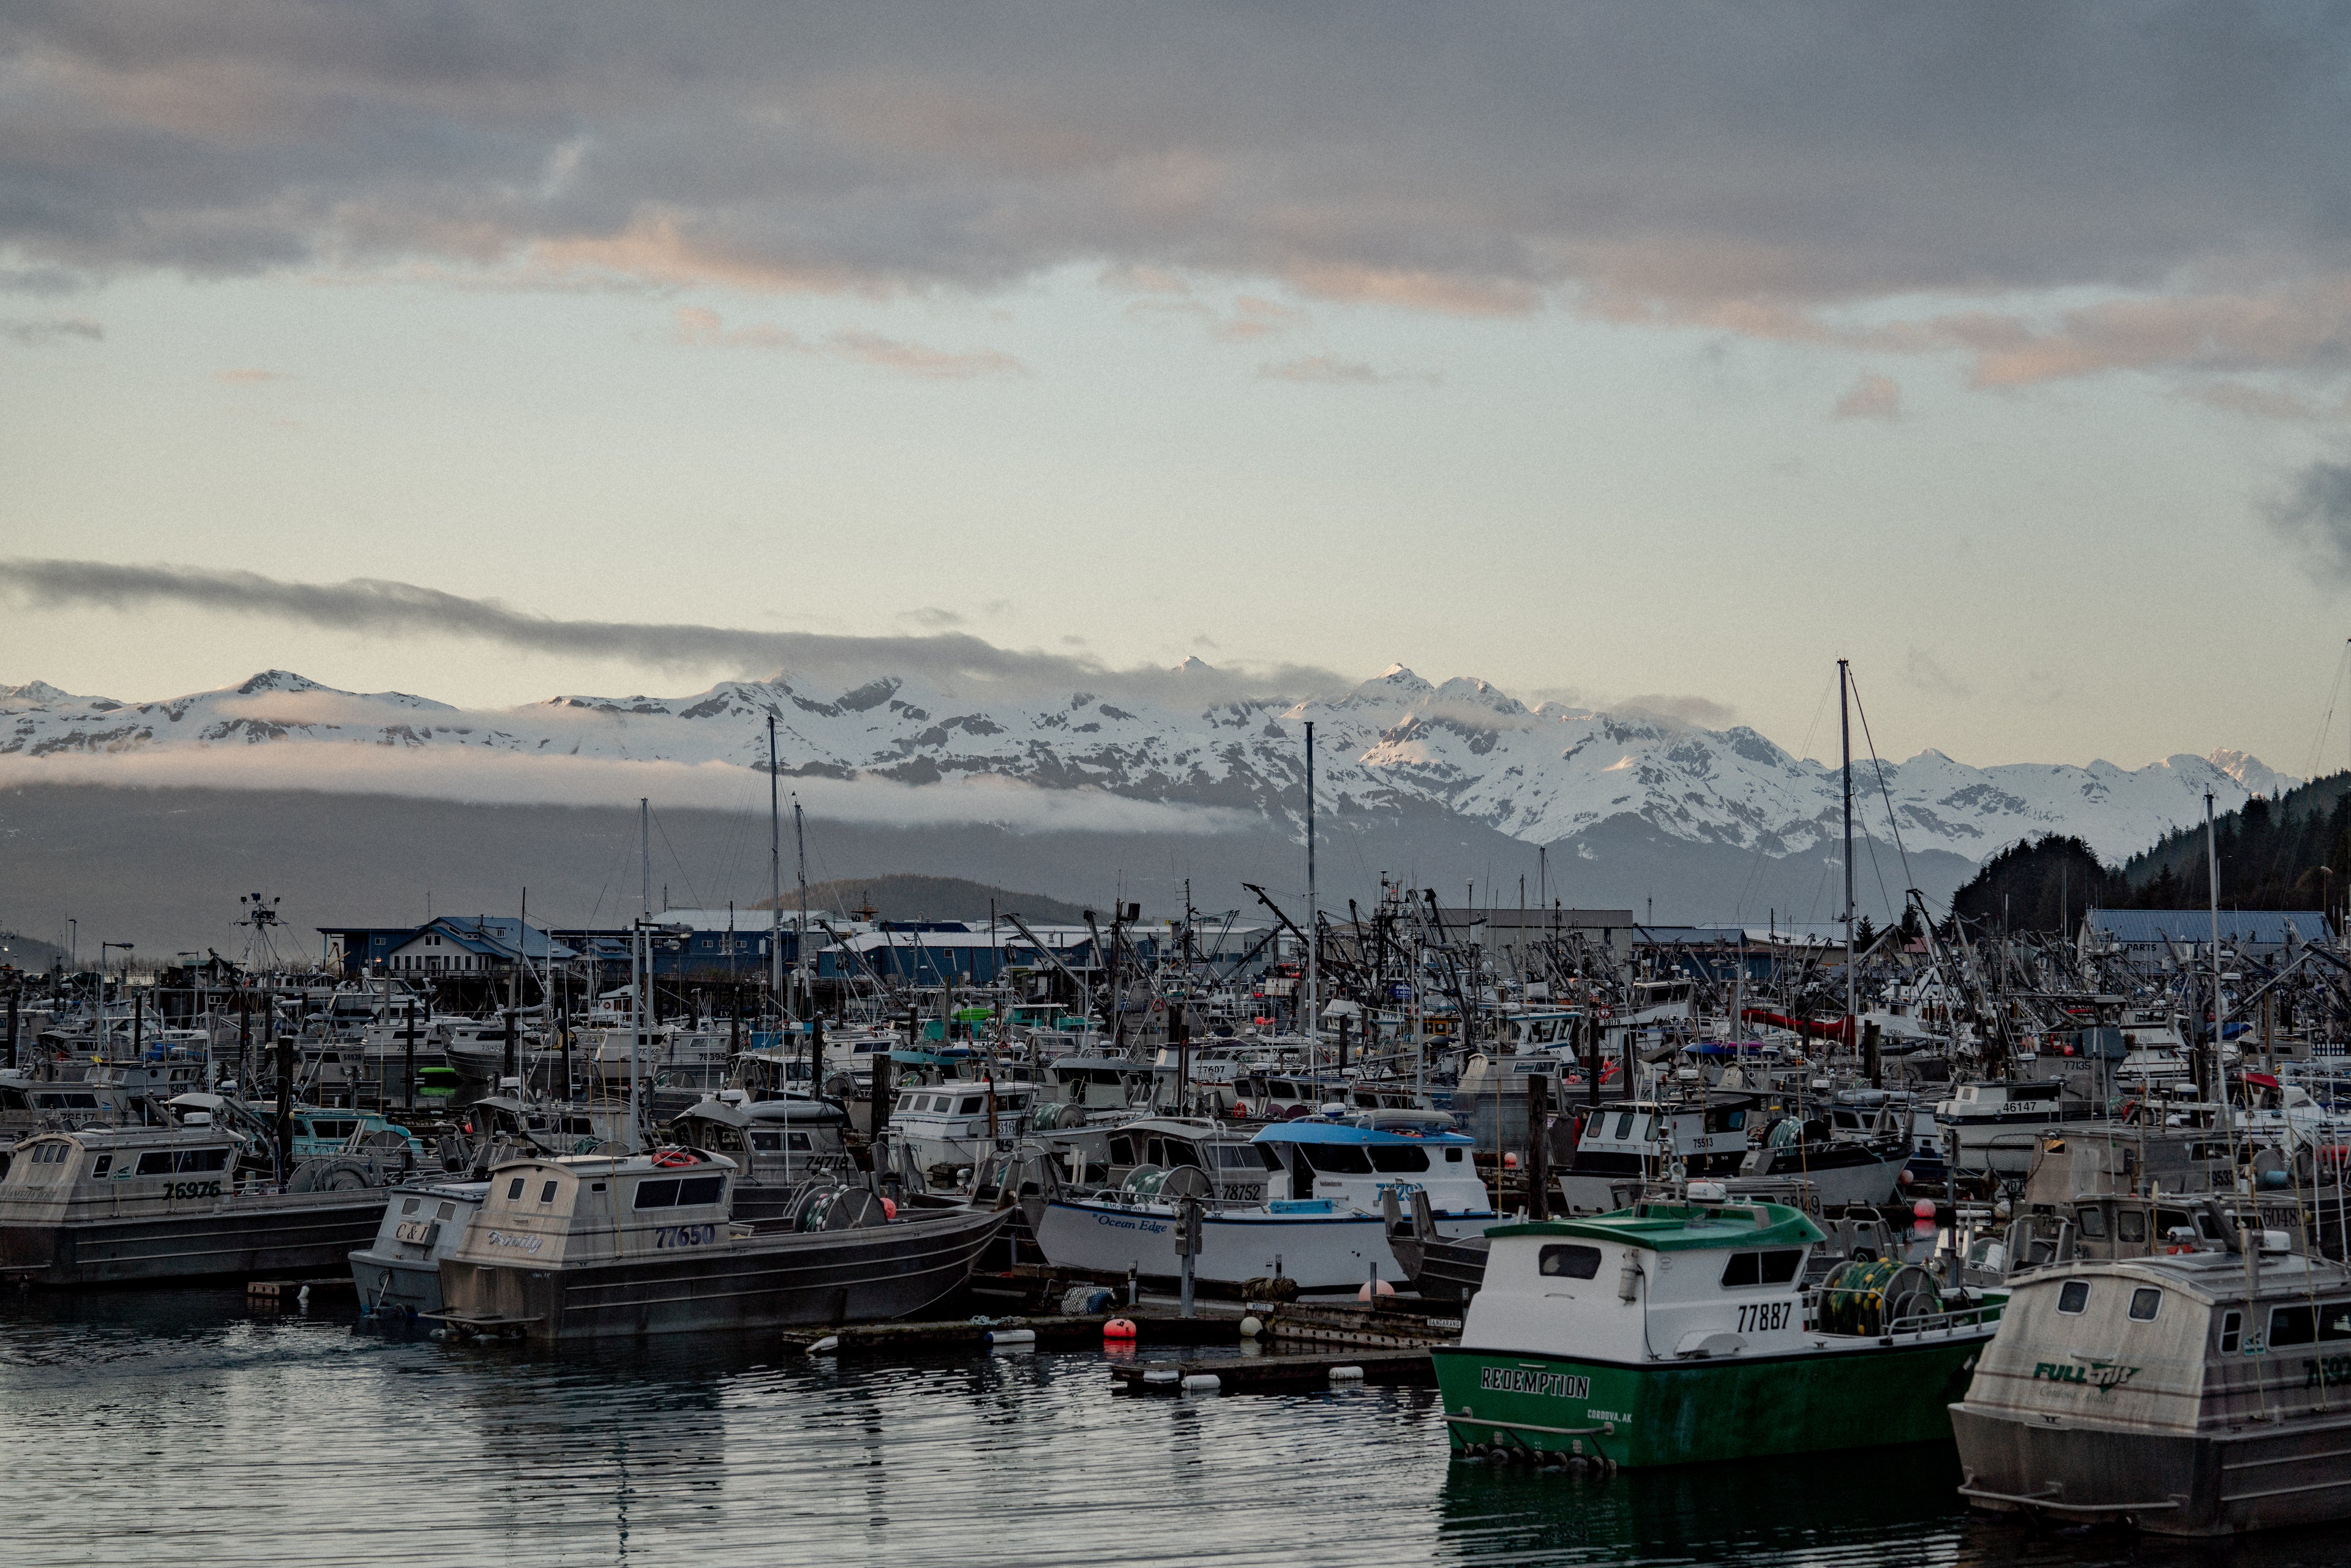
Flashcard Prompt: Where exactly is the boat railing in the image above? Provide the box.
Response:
[1883,1299,2006,1336]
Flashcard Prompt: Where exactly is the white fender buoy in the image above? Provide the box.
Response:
[806,1335,840,1354]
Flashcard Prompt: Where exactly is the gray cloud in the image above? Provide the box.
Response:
[1259,354,1439,386]
[1902,647,1972,699]
[1833,371,1900,421]
[2,316,101,345]
[1619,693,1738,727]
[2267,459,2351,582]
[0,557,1349,704]
[670,307,1025,378]
[10,7,2351,395]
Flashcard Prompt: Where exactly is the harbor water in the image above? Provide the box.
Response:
[2,1288,2346,1568]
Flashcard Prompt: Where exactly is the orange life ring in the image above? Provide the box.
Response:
[651,1147,700,1168]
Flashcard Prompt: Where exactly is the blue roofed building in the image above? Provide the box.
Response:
[2082,907,2334,963]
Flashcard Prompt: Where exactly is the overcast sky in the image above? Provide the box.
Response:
[9,4,2351,773]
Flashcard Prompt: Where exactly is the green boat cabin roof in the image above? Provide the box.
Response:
[1487,1201,1824,1253]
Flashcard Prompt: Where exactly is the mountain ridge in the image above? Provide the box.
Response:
[0,664,2286,870]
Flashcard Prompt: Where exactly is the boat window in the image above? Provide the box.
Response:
[2271,1305,2317,1346]
[1722,1250,1804,1287]
[2195,1212,2225,1243]
[676,1176,726,1206]
[2128,1288,2162,1322]
[539,1180,559,1204]
[2057,1281,2091,1315]
[1539,1245,1603,1280]
[135,1151,174,1176]
[2156,1209,2192,1242]
[89,1155,111,1177]
[2115,1210,2147,1244]
[1445,1148,1463,1163]
[437,1202,457,1220]
[2220,1310,2243,1354]
[178,1149,229,1172]
[506,1177,526,1201]
[1215,1146,1280,1170]
[1368,1146,1431,1173]
[1165,1144,1204,1170]
[1612,1112,1635,1139]
[2322,1304,2351,1342]
[635,1179,680,1210]
[1301,1144,1374,1175]
[750,1131,783,1153]
[402,1198,421,1215]
[789,1132,812,1152]
[1109,1136,1135,1166]
[2074,1206,2107,1239]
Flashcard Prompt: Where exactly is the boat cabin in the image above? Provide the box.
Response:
[1252,1119,1491,1222]
[442,1149,740,1270]
[1100,1116,1280,1203]
[0,1125,246,1225]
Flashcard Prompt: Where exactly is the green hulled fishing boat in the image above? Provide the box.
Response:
[1432,1191,2004,1468]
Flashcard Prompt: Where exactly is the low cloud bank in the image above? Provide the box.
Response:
[0,747,1256,836]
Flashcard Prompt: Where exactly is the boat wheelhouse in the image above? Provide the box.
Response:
[1554,1098,1757,1214]
[1253,1119,1493,1236]
[348,1179,490,1315]
[1937,1079,2106,1179]
[888,1079,1035,1179]
[1433,1195,2003,1468]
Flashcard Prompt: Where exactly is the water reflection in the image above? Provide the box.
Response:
[7,1288,2346,1568]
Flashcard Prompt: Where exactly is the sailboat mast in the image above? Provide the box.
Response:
[1840,659,1855,1042]
[768,716,783,1026]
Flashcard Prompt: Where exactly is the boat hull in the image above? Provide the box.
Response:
[0,1195,391,1287]
[1033,1198,1397,1290]
[1951,1403,2351,1537]
[437,1206,1010,1341]
[1434,1333,1989,1468]
[348,1249,446,1314]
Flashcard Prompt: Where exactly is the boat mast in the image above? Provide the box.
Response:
[633,796,648,1152]
[1840,659,1855,1054]
[795,795,809,1024]
[1304,719,1318,1058]
[2207,789,2261,1308]
[768,716,783,1030]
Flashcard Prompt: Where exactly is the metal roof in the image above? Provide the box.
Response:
[2083,909,2335,947]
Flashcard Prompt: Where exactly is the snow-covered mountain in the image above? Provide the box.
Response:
[0,664,2289,870]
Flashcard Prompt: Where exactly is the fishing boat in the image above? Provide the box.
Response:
[348,1178,490,1315]
[1030,1185,1392,1292]
[1432,1189,2003,1466]
[433,1148,1009,1340]
[0,1123,392,1286]
[1951,1244,2351,1534]
[890,1078,1036,1179]
[1937,1079,2107,1180]
[667,1093,856,1221]
[1552,1098,1759,1214]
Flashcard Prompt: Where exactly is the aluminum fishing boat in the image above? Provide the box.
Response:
[1952,1245,2351,1534]
[434,1147,1009,1340]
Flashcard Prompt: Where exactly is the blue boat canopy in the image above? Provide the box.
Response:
[1251,1120,1474,1148]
